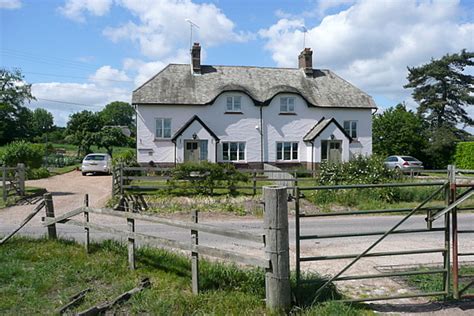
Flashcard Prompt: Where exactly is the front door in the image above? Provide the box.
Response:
[328,140,342,163]
[184,141,200,162]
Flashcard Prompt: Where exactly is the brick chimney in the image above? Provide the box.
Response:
[298,48,313,76]
[191,42,201,74]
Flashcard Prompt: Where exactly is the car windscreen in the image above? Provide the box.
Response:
[401,156,418,162]
[84,155,106,161]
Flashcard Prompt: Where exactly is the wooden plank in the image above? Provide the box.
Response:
[124,176,172,181]
[0,201,45,245]
[128,201,135,270]
[84,194,90,253]
[41,207,86,226]
[57,288,91,314]
[85,207,265,243]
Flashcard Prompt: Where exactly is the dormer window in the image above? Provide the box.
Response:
[226,96,242,112]
[280,97,295,113]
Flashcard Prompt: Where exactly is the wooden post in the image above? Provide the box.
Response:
[44,193,57,239]
[263,186,291,311]
[111,166,116,197]
[293,171,298,197]
[127,201,135,270]
[84,194,90,253]
[191,210,199,294]
[119,163,124,195]
[2,165,6,202]
[253,171,257,196]
[449,165,459,299]
[443,165,453,298]
[17,163,25,196]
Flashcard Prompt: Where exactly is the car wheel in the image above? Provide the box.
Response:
[82,172,87,176]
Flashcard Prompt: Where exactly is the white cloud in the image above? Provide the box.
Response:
[0,0,21,9]
[89,65,130,87]
[58,0,113,22]
[31,81,130,126]
[260,0,474,105]
[103,0,251,59]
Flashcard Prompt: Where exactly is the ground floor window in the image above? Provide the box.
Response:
[222,142,245,161]
[276,142,298,161]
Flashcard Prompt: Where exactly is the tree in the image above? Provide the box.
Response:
[404,49,474,129]
[96,127,129,156]
[373,104,427,159]
[0,68,36,144]
[31,108,54,137]
[99,101,135,128]
[66,110,103,156]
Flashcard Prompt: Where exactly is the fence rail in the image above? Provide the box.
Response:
[1,164,25,202]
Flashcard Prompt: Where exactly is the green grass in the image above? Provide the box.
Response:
[48,163,80,176]
[0,186,44,209]
[0,237,369,315]
[404,265,474,298]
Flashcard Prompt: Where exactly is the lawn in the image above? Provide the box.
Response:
[0,237,371,315]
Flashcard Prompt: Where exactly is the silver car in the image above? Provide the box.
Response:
[81,153,112,175]
[384,155,424,173]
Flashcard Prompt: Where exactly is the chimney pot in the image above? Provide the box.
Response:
[191,42,201,74]
[298,48,313,76]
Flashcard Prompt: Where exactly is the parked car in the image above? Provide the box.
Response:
[384,155,424,173]
[81,153,112,176]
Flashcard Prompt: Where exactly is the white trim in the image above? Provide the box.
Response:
[155,117,172,139]
[279,96,295,113]
[276,141,299,162]
[222,141,246,162]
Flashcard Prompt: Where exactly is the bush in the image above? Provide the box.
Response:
[317,155,396,185]
[455,142,474,169]
[112,149,137,167]
[27,167,50,180]
[171,162,249,195]
[0,141,44,168]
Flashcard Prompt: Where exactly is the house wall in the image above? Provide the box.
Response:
[136,92,373,167]
[175,120,217,163]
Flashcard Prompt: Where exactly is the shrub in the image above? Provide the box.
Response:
[171,162,248,195]
[27,167,50,180]
[317,155,396,185]
[0,141,44,168]
[455,142,474,169]
[112,149,137,167]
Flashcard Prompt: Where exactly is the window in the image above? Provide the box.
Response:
[156,118,171,138]
[276,142,298,161]
[321,140,328,160]
[226,96,242,112]
[343,120,357,138]
[280,97,295,113]
[222,142,245,161]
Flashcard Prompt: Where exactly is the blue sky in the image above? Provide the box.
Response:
[1,0,473,131]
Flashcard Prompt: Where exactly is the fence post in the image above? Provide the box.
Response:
[449,165,459,299]
[293,171,298,197]
[44,193,57,240]
[17,163,25,196]
[2,165,6,202]
[120,163,124,195]
[191,210,199,294]
[443,165,453,299]
[84,194,90,253]
[127,201,135,270]
[111,166,116,197]
[263,186,291,311]
[253,171,257,196]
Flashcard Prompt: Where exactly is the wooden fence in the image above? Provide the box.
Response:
[1,163,26,202]
[37,187,292,311]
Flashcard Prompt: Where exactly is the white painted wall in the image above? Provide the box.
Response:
[136,92,373,166]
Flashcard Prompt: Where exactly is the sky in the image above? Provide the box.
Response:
[1,0,473,131]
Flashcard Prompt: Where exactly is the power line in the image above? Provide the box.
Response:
[22,71,133,83]
[36,98,102,107]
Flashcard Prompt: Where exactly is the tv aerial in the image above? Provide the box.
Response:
[185,18,200,50]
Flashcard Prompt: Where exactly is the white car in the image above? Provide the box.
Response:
[81,153,112,175]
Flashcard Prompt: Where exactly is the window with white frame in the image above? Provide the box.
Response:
[343,120,357,138]
[155,118,171,138]
[276,142,298,161]
[226,96,242,112]
[280,97,295,113]
[222,142,245,161]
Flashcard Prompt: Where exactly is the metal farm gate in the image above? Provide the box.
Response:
[294,165,474,302]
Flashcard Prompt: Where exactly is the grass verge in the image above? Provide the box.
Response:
[0,237,370,315]
[0,186,45,209]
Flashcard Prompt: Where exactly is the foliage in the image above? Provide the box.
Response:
[455,142,474,169]
[404,49,474,129]
[423,126,460,169]
[171,162,249,195]
[0,140,44,168]
[112,149,137,166]
[27,167,50,180]
[31,108,54,137]
[0,68,36,145]
[95,127,130,156]
[317,155,396,185]
[99,101,135,128]
[373,104,427,160]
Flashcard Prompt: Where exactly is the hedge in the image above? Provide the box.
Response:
[454,142,474,169]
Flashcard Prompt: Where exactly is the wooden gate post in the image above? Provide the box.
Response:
[84,194,90,253]
[191,210,199,294]
[449,165,459,299]
[2,165,6,202]
[44,193,57,239]
[263,186,291,311]
[127,201,136,270]
[17,163,25,196]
